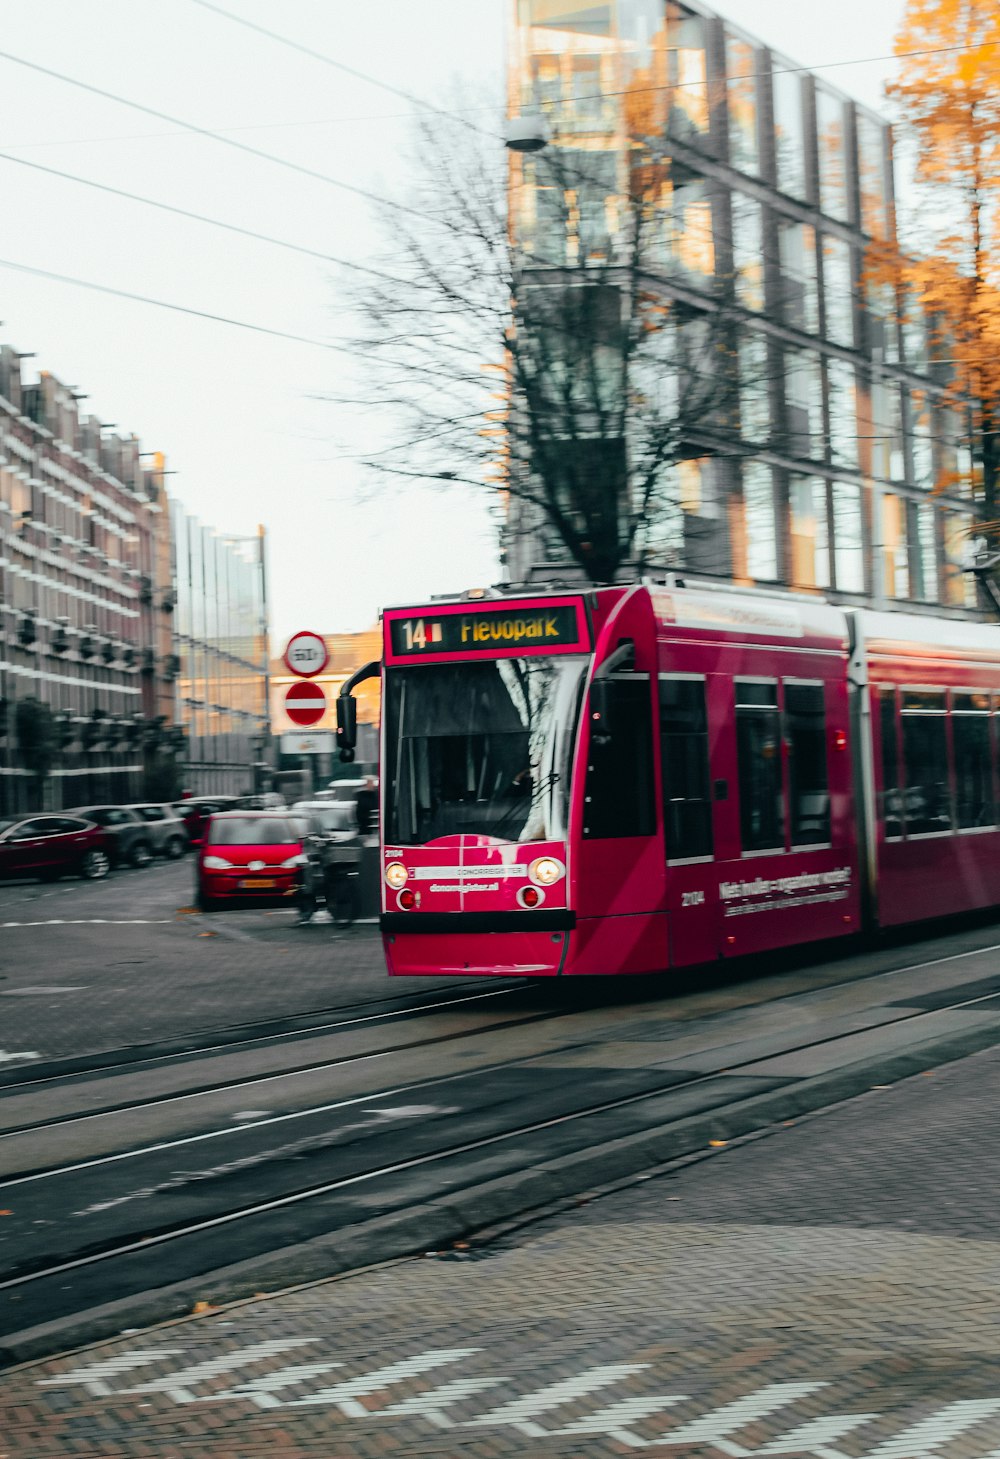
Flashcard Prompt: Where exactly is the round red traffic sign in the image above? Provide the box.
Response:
[283,631,328,677]
[284,680,327,727]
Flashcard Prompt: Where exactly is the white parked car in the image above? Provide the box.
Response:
[127,803,189,859]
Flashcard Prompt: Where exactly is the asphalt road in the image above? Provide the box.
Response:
[2,873,1000,1364]
[0,857,442,1068]
[3,1035,1000,1457]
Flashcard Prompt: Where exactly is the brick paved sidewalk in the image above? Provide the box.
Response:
[3,1043,1000,1457]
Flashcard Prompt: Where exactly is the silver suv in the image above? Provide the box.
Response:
[128,803,189,859]
[65,805,155,868]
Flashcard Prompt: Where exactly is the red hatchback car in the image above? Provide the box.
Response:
[196,810,311,911]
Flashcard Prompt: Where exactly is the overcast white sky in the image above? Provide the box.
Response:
[0,0,906,648]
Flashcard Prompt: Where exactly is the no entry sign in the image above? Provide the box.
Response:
[284,680,327,727]
[283,631,329,677]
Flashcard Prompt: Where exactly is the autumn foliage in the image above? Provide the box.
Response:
[882,0,1000,535]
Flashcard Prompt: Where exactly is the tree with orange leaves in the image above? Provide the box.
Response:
[887,0,1000,540]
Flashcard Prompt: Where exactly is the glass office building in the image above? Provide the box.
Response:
[506,0,980,613]
[171,504,270,795]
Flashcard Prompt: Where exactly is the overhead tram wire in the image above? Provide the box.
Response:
[0,150,421,292]
[0,47,446,230]
[189,0,498,141]
[184,4,1000,128]
[0,256,462,381]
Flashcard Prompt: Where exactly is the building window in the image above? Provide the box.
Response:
[815,85,849,222]
[826,359,858,469]
[856,109,888,239]
[908,389,934,489]
[915,502,939,602]
[879,687,902,838]
[736,680,784,852]
[660,677,713,859]
[786,681,830,845]
[953,692,995,830]
[866,279,899,364]
[942,510,977,608]
[665,2,709,142]
[833,481,865,592]
[785,349,823,460]
[731,190,764,309]
[726,33,759,174]
[772,59,806,197]
[789,475,831,589]
[900,294,928,372]
[901,689,952,835]
[777,219,818,332]
[740,332,770,443]
[743,462,778,580]
[821,235,855,347]
[880,492,909,600]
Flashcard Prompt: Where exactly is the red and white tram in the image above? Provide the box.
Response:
[336,584,1000,978]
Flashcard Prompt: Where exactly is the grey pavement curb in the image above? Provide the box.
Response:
[4,1013,1000,1370]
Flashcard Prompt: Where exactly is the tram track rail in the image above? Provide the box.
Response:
[0,978,529,1095]
[3,938,1000,1361]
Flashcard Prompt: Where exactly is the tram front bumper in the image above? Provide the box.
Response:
[380,910,574,977]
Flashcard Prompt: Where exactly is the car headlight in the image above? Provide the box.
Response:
[528,856,565,886]
[280,854,308,868]
[202,855,233,870]
[384,861,408,889]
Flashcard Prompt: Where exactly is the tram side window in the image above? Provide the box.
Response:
[660,677,713,859]
[583,678,655,839]
[785,682,830,845]
[878,687,902,838]
[735,681,784,852]
[953,692,995,829]
[901,690,952,835]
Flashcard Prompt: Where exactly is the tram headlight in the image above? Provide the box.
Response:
[384,861,409,890]
[528,856,564,887]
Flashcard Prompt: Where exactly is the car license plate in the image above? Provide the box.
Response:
[241,877,276,889]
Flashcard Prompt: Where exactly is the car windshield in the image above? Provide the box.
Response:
[312,805,357,832]
[136,807,163,821]
[208,817,301,846]
[384,654,587,845]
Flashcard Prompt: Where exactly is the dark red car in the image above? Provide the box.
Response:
[175,795,240,849]
[196,810,311,911]
[0,814,113,881]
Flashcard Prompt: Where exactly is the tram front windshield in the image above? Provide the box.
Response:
[384,656,587,845]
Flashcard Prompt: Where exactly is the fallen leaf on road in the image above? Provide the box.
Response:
[198,932,217,938]
[0,1210,12,1216]
[708,1140,727,1147]
[192,1301,214,1313]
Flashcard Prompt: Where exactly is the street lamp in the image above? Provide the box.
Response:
[506,115,549,153]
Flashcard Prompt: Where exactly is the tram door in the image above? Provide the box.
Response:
[659,674,719,966]
[573,673,666,974]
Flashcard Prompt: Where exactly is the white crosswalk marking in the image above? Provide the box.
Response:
[463,1364,650,1437]
[284,1348,479,1415]
[659,1383,829,1452]
[120,1340,314,1403]
[378,1377,510,1427]
[194,1361,344,1409]
[861,1400,1000,1459]
[756,1414,879,1456]
[37,1351,182,1396]
[552,1394,688,1447]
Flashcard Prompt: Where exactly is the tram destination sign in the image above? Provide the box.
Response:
[387,600,588,659]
